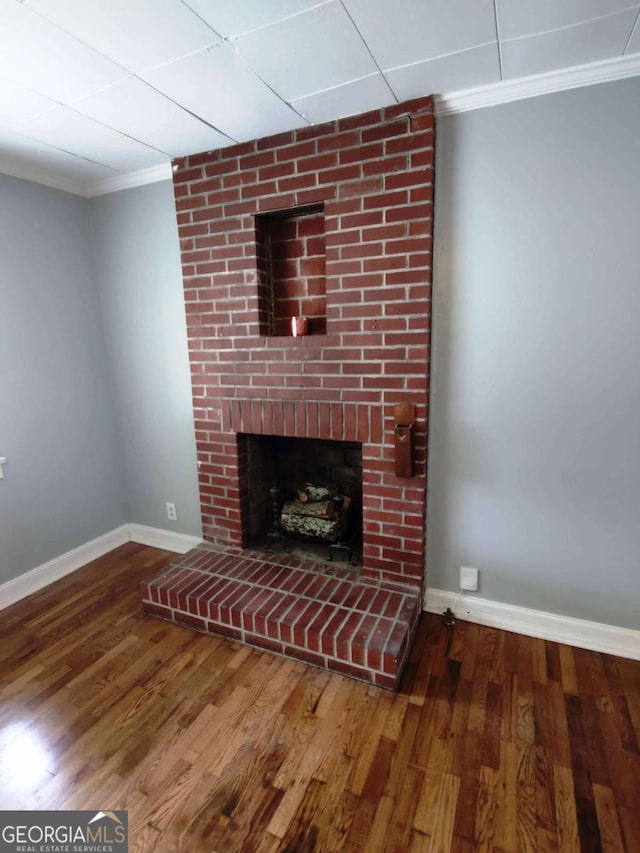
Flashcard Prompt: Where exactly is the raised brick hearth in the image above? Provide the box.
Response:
[143,96,435,688]
[142,545,420,690]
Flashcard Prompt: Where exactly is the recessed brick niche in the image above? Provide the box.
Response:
[143,96,435,689]
[256,204,327,336]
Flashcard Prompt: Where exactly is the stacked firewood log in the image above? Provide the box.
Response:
[280,483,351,544]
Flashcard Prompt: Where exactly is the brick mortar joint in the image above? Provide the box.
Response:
[166,548,423,589]
[158,563,421,603]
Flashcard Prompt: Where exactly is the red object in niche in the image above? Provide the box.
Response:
[291,316,308,337]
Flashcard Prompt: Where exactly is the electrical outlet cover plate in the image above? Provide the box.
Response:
[460,566,478,591]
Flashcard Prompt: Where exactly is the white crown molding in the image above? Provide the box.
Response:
[424,588,640,661]
[435,52,640,116]
[83,162,173,198]
[0,159,86,197]
[0,524,202,611]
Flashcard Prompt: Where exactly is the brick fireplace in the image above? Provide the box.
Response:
[142,96,435,689]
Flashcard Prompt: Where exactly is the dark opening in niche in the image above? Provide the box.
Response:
[241,434,362,564]
[255,204,326,337]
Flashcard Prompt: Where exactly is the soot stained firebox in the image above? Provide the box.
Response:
[242,434,362,562]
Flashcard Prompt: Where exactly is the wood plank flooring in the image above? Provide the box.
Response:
[0,542,638,852]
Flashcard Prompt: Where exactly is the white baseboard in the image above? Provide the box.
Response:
[127,523,202,554]
[424,588,640,661]
[5,534,636,662]
[0,523,201,611]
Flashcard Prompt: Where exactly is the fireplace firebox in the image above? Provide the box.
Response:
[242,434,362,561]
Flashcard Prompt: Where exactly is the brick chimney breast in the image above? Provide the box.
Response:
[172,96,435,591]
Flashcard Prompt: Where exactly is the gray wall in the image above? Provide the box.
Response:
[89,181,201,538]
[0,176,125,583]
[3,77,638,633]
[429,77,640,629]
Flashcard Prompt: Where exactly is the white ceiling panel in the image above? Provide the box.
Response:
[344,0,496,70]
[0,0,639,194]
[0,126,116,183]
[496,0,639,42]
[142,43,308,142]
[74,78,233,157]
[502,8,639,80]
[233,2,377,100]
[292,73,396,124]
[0,78,57,126]
[24,0,221,74]
[16,107,169,171]
[0,0,126,102]
[182,0,329,38]
[386,43,501,100]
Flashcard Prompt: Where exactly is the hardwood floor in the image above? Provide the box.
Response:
[0,543,638,852]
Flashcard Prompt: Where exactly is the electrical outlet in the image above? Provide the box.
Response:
[460,566,478,591]
[166,502,177,522]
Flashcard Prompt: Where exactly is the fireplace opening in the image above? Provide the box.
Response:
[240,434,362,565]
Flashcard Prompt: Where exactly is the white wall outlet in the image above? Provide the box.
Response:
[166,502,177,522]
[460,566,478,591]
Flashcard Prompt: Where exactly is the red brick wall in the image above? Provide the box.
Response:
[172,96,435,590]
